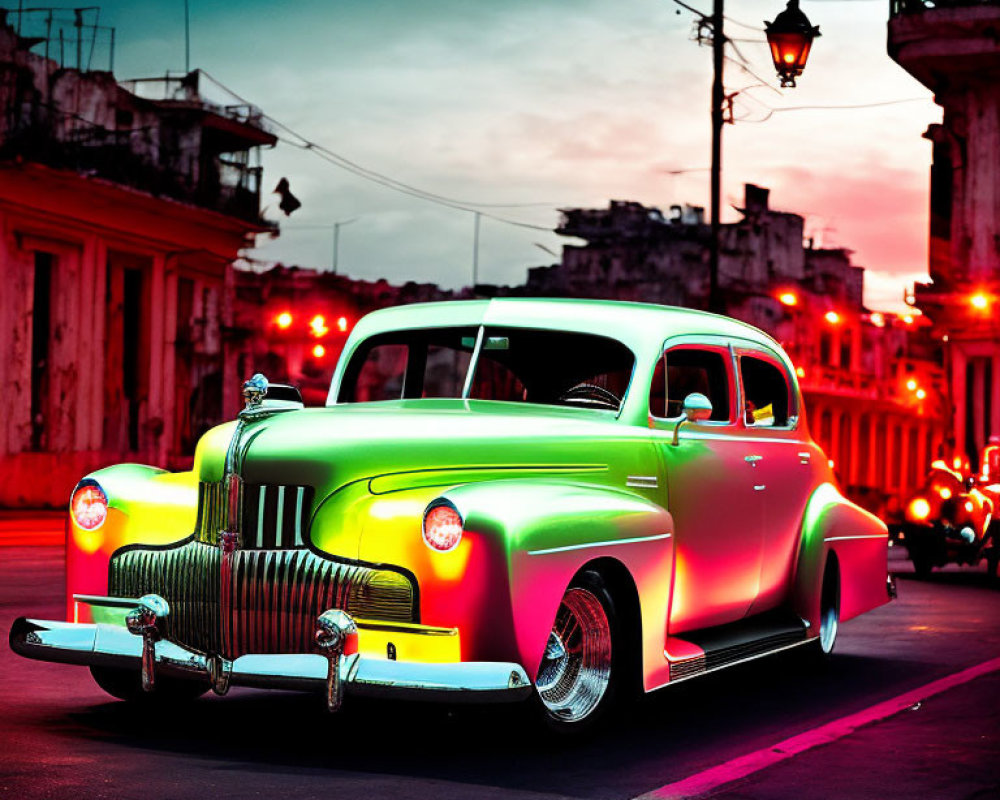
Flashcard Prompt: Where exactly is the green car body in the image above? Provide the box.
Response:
[11,298,892,729]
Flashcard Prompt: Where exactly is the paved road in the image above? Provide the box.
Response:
[2,537,998,800]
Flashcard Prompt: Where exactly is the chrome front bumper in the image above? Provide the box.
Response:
[9,616,532,706]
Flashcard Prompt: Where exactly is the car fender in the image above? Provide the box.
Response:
[66,464,198,621]
[792,482,890,629]
[442,479,674,689]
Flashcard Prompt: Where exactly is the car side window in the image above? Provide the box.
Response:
[649,347,731,422]
[740,354,793,428]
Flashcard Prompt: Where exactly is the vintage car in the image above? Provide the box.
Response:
[10,299,893,731]
[901,452,1000,580]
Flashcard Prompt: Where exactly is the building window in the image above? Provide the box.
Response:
[30,252,54,452]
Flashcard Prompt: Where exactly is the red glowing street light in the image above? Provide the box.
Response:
[765,0,821,88]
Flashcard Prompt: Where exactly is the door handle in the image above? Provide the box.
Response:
[798,451,811,465]
[744,454,763,464]
[754,484,766,491]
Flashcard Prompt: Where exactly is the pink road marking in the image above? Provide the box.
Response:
[635,655,1000,800]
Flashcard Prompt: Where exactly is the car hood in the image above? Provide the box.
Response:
[195,399,643,498]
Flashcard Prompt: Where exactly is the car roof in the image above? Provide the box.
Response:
[348,298,777,355]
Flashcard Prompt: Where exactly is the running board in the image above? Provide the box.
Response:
[667,611,810,682]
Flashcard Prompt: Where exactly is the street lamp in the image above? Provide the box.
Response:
[765,0,821,88]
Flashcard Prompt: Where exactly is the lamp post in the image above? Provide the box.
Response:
[705,0,819,314]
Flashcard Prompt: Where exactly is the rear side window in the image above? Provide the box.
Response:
[740,354,793,428]
[650,347,731,422]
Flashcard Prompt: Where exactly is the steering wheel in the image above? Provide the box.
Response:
[558,383,621,410]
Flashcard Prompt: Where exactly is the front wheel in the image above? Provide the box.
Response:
[534,571,619,733]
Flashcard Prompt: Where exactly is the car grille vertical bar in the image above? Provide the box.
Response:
[195,481,313,549]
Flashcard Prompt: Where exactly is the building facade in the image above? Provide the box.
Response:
[518,185,949,516]
[889,0,1000,469]
[0,20,275,506]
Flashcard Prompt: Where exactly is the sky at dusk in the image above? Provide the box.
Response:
[64,0,938,311]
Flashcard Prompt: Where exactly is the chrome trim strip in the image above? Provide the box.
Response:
[9,617,532,704]
[275,486,285,548]
[294,487,305,546]
[626,475,658,489]
[528,533,672,556]
[256,486,266,548]
[823,534,889,542]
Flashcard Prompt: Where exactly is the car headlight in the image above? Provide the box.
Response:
[422,501,463,552]
[71,480,108,531]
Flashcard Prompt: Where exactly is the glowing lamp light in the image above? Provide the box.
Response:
[422,503,464,552]
[954,457,963,470]
[779,292,798,307]
[939,488,952,500]
[965,500,974,513]
[908,498,931,521]
[824,311,840,325]
[309,315,329,337]
[916,388,927,400]
[902,315,914,325]
[906,379,917,392]
[795,366,805,378]
[870,312,885,328]
[827,459,835,469]
[337,316,349,332]
[764,0,820,88]
[276,311,293,329]
[71,483,108,531]
[312,344,326,358]
[971,293,989,311]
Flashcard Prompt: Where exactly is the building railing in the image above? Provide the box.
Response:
[891,0,1000,16]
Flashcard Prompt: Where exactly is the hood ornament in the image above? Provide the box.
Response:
[242,373,269,412]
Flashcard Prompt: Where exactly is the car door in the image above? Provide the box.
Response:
[651,339,765,634]
[734,344,820,614]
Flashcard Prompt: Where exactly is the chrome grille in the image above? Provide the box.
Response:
[109,540,417,659]
[195,481,314,550]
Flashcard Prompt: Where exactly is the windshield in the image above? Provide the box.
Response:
[337,326,635,412]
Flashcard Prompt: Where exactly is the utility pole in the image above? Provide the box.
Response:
[332,217,358,274]
[184,0,190,73]
[708,0,725,315]
[472,211,481,289]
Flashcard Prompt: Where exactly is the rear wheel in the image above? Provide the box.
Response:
[90,666,209,704]
[535,571,619,733]
[806,557,840,661]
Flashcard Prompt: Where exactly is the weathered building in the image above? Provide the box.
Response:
[0,18,276,506]
[889,0,1000,469]
[518,185,948,516]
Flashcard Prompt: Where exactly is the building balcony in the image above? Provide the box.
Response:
[889,0,1000,89]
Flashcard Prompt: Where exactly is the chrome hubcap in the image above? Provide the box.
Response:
[536,587,612,722]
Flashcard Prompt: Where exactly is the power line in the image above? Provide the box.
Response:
[739,96,931,123]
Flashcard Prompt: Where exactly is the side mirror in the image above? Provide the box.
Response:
[672,392,713,446]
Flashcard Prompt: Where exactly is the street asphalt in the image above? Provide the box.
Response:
[0,517,997,799]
